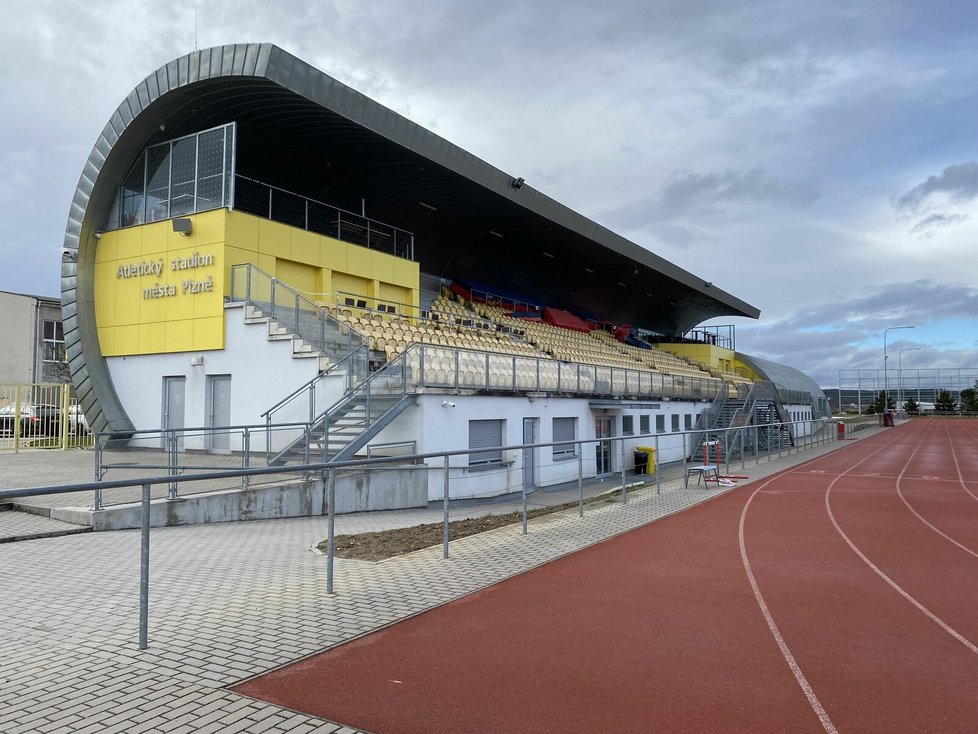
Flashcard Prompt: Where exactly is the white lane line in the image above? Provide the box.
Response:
[740,485,838,734]
[738,448,853,734]
[946,422,978,503]
[825,422,978,655]
[895,423,978,558]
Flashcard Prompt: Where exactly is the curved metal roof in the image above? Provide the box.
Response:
[62,43,760,433]
[737,353,826,403]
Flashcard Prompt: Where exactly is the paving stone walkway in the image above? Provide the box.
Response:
[0,510,90,543]
[0,431,875,733]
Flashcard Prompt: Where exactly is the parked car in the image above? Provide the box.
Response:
[0,404,41,436]
[67,404,90,435]
[0,404,68,438]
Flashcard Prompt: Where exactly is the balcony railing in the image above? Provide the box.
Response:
[233,175,415,260]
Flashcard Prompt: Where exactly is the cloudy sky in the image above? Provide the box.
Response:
[2,0,977,387]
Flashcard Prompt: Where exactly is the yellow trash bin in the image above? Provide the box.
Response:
[635,446,656,475]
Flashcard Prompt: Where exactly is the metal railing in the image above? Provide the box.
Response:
[2,413,887,650]
[229,264,368,363]
[233,175,415,260]
[262,345,370,427]
[94,422,315,509]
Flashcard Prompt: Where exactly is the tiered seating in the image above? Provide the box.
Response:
[589,331,717,380]
[327,289,731,397]
[330,296,542,364]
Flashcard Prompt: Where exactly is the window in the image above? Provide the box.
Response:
[42,321,66,363]
[622,415,634,436]
[684,414,693,430]
[552,417,577,460]
[469,419,504,467]
[112,122,236,228]
[655,415,665,433]
[640,415,650,434]
[671,414,680,431]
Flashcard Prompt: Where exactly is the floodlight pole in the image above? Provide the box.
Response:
[883,326,914,411]
[898,347,922,408]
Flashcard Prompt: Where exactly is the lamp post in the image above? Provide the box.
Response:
[883,325,915,412]
[898,347,922,408]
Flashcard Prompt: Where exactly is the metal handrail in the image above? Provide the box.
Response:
[3,413,877,650]
[262,345,370,420]
[234,175,415,260]
[229,262,370,350]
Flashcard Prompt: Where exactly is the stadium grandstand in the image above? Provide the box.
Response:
[61,43,828,506]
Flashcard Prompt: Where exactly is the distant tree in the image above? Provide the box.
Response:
[960,381,978,413]
[903,397,919,413]
[866,390,895,414]
[935,389,958,413]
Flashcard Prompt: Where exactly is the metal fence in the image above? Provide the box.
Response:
[0,383,92,452]
[7,413,886,650]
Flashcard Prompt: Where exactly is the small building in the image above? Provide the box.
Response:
[0,290,67,385]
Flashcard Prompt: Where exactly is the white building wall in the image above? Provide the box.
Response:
[366,393,711,501]
[106,304,343,451]
[0,292,40,384]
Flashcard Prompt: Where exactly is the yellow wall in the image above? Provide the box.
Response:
[94,210,226,356]
[657,343,757,378]
[95,209,421,356]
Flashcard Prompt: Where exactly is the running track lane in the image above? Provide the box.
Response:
[234,420,978,734]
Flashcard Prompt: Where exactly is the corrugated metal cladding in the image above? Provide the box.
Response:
[62,43,760,433]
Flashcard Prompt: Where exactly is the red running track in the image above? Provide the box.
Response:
[234,420,978,733]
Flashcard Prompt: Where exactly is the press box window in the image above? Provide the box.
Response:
[684,414,693,430]
[552,417,577,460]
[640,414,650,435]
[469,419,504,467]
[671,414,680,431]
[655,415,665,433]
[622,415,634,436]
[42,321,66,363]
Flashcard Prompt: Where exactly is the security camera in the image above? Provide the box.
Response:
[441,400,456,408]
[93,231,102,239]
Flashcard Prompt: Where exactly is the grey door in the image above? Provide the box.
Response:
[595,417,613,475]
[523,418,537,489]
[162,377,185,452]
[208,375,232,453]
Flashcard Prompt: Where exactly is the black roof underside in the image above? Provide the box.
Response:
[111,50,759,333]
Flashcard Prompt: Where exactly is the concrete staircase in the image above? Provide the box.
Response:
[242,304,333,372]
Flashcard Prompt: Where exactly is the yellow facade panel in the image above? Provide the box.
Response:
[291,229,321,266]
[96,327,115,356]
[322,237,348,273]
[114,227,142,260]
[192,316,224,350]
[276,258,319,299]
[192,209,226,245]
[165,320,195,352]
[258,218,292,258]
[378,283,409,305]
[94,235,118,264]
[93,262,117,324]
[225,209,260,249]
[140,223,167,256]
[114,284,141,327]
[139,322,166,354]
[113,325,141,354]
[140,291,168,323]
[392,257,420,287]
[370,251,395,283]
[346,245,372,278]
[257,254,277,274]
